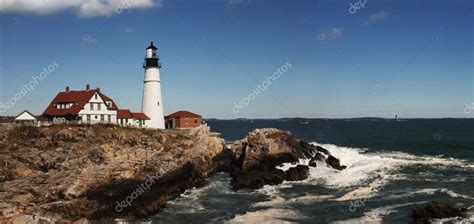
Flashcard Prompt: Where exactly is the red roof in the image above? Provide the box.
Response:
[42,88,119,116]
[131,112,150,120]
[117,109,133,119]
[165,110,201,119]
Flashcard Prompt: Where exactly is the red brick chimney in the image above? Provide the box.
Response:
[86,84,90,91]
[65,86,70,92]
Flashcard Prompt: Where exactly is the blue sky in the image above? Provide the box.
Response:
[0,0,472,118]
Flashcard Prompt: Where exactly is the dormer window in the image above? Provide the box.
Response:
[95,94,98,100]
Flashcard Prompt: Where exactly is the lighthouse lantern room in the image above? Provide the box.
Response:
[141,41,165,129]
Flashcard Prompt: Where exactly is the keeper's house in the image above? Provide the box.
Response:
[42,85,149,127]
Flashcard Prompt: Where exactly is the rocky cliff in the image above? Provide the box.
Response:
[0,125,346,223]
[0,124,224,223]
[230,128,346,190]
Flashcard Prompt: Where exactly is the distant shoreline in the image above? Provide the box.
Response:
[205,117,474,121]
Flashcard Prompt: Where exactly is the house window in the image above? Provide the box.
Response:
[98,103,101,111]
[95,94,98,100]
[100,115,104,122]
[87,115,91,122]
[90,103,93,111]
[194,119,198,124]
[108,115,111,123]
[95,115,98,119]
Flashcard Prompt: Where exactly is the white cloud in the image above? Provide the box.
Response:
[317,27,344,41]
[0,0,159,17]
[365,10,390,25]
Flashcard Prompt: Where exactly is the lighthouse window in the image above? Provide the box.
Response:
[157,101,160,106]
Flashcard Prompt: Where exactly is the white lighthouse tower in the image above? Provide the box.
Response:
[141,41,165,129]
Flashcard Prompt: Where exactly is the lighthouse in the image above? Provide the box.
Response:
[141,41,165,129]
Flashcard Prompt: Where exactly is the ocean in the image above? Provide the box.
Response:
[150,119,474,223]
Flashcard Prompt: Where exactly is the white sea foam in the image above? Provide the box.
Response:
[267,142,473,202]
[165,173,233,213]
[381,188,474,200]
[253,195,335,208]
[228,208,304,224]
[333,201,428,224]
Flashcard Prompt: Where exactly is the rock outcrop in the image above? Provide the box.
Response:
[286,165,310,181]
[230,128,345,189]
[411,202,467,224]
[0,124,224,223]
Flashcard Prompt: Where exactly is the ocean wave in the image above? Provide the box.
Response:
[333,201,428,224]
[379,188,474,200]
[267,142,473,202]
[253,195,335,208]
[227,208,304,224]
[165,173,233,213]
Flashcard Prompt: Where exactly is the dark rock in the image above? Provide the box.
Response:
[231,128,314,171]
[286,165,309,181]
[316,146,330,155]
[230,128,346,189]
[411,202,465,224]
[326,155,346,170]
[309,152,326,167]
[231,168,286,190]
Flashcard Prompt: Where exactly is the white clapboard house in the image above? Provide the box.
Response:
[42,85,149,128]
[14,110,38,126]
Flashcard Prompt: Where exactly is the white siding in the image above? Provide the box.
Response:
[78,92,117,124]
[15,111,36,121]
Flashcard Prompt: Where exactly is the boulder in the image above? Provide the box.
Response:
[325,155,347,170]
[231,168,286,190]
[286,165,310,181]
[309,152,326,167]
[231,128,313,171]
[230,129,345,189]
[411,202,466,224]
